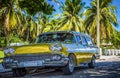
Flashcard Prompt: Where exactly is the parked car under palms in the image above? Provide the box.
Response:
[2,31,98,76]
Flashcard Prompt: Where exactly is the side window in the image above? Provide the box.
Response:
[81,36,87,46]
[86,37,93,46]
[70,34,76,43]
[64,33,76,43]
[37,35,45,43]
[76,35,82,44]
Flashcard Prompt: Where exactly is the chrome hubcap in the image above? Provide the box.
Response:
[92,58,95,66]
[69,57,74,72]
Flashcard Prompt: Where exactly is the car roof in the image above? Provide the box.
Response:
[38,31,90,37]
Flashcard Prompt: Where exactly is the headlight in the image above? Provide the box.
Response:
[50,44,62,52]
[3,48,15,55]
[52,54,62,61]
[3,57,14,63]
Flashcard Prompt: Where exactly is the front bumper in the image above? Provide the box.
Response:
[2,54,69,69]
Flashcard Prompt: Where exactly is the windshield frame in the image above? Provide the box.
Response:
[35,32,76,44]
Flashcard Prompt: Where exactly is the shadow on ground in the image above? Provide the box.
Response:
[0,61,120,78]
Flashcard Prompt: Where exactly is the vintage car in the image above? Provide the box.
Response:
[2,31,98,76]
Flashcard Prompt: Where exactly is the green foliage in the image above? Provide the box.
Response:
[0,0,55,47]
[0,0,22,31]
[0,37,6,47]
[9,34,22,43]
[0,0,118,48]
[110,31,120,48]
[56,0,85,32]
[63,0,84,14]
[19,0,55,15]
[0,34,23,47]
[0,0,23,47]
[83,0,117,43]
[18,0,55,42]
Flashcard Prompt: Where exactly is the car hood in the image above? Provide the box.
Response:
[13,43,51,55]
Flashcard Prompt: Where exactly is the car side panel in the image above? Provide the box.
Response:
[74,52,93,65]
[62,44,94,66]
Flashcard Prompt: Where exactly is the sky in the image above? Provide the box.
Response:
[112,0,120,31]
[47,0,120,31]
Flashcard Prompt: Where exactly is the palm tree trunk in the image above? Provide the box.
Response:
[4,26,10,47]
[4,17,10,47]
[37,12,41,35]
[26,27,30,42]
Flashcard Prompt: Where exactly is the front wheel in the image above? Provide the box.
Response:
[62,54,75,75]
[88,56,96,68]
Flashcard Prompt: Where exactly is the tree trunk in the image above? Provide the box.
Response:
[26,28,29,42]
[4,17,10,47]
[37,12,41,36]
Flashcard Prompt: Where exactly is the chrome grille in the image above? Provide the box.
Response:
[12,54,57,62]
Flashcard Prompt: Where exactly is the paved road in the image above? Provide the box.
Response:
[1,56,120,78]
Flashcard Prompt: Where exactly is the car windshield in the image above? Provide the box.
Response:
[35,33,75,43]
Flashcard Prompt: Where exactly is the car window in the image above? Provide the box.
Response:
[81,35,87,45]
[76,35,82,44]
[35,33,75,43]
[86,37,93,46]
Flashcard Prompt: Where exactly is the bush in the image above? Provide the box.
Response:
[0,37,6,48]
[0,34,23,48]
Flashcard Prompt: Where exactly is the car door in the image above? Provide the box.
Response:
[77,35,88,52]
[62,33,78,53]
[85,36,98,54]
[76,34,92,63]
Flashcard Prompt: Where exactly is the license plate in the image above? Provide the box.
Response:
[22,61,43,67]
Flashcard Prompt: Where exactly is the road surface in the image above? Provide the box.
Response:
[1,56,120,78]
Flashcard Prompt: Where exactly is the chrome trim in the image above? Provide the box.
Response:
[3,55,69,69]
[5,54,62,62]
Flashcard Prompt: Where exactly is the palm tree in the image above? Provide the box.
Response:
[39,15,51,33]
[18,14,37,42]
[84,0,117,43]
[43,14,61,32]
[56,0,85,32]
[0,0,23,46]
[19,0,55,36]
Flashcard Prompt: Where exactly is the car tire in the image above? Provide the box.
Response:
[12,68,26,77]
[62,54,75,75]
[88,56,96,68]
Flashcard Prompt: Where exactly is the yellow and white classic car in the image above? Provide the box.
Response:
[2,31,98,76]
